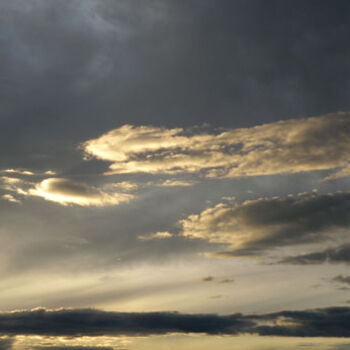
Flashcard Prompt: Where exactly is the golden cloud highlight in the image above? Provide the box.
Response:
[28,178,134,207]
[82,112,350,178]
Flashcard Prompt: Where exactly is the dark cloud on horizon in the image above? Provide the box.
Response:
[0,308,251,337]
[1,307,350,338]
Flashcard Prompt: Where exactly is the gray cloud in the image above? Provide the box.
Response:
[2,0,350,174]
[332,275,350,286]
[180,191,350,256]
[1,307,350,338]
[0,308,250,336]
[280,244,350,265]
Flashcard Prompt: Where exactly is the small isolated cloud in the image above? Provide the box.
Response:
[179,191,350,256]
[138,232,173,241]
[220,278,235,284]
[27,178,134,207]
[82,113,350,179]
[200,276,214,282]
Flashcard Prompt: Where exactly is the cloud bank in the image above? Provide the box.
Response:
[83,113,350,178]
[1,307,350,338]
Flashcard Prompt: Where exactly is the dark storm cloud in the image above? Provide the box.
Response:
[181,191,350,256]
[280,244,350,265]
[2,307,350,338]
[2,0,350,172]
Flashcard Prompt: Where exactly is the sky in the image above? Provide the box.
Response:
[1,0,350,349]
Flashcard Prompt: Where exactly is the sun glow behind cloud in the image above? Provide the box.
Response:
[28,178,134,206]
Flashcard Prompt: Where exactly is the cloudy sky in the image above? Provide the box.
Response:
[1,0,350,349]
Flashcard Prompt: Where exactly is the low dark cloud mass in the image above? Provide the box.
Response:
[280,244,350,265]
[0,308,250,337]
[2,307,350,338]
[181,192,350,255]
[252,307,350,338]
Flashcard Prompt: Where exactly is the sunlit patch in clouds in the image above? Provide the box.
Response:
[82,113,350,179]
[28,178,134,207]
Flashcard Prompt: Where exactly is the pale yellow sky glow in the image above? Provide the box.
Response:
[6,335,350,350]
